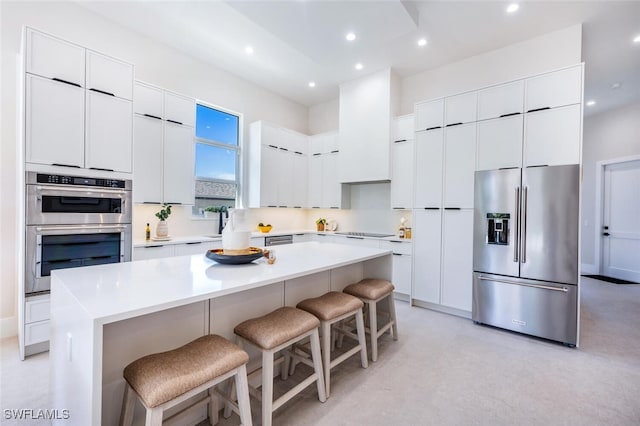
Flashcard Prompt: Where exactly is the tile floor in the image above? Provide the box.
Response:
[1,277,639,425]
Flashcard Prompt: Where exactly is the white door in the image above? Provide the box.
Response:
[390,140,414,209]
[443,122,477,208]
[412,209,442,304]
[133,115,163,203]
[441,209,474,312]
[414,130,443,208]
[163,122,194,205]
[601,160,640,282]
[260,145,279,207]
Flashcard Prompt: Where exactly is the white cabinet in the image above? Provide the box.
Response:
[292,152,308,208]
[392,114,415,142]
[85,90,133,172]
[322,152,341,208]
[477,81,524,121]
[443,122,477,208]
[339,68,396,183]
[86,50,133,100]
[415,99,444,132]
[25,28,85,87]
[164,92,195,127]
[25,74,85,168]
[380,240,413,296]
[441,209,474,312]
[445,92,477,126]
[391,140,414,209]
[250,237,265,247]
[133,115,163,203]
[134,84,163,117]
[163,122,195,205]
[24,294,51,346]
[133,244,175,260]
[293,233,312,243]
[337,236,380,248]
[414,129,443,208]
[524,104,581,167]
[525,65,582,111]
[477,114,524,170]
[412,209,442,304]
[174,241,221,256]
[308,154,323,208]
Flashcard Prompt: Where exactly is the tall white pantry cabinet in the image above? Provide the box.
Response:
[412,64,583,316]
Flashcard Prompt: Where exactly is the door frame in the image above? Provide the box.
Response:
[594,154,640,274]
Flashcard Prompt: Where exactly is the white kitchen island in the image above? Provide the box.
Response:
[50,242,391,425]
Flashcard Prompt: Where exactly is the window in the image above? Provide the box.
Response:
[193,103,241,215]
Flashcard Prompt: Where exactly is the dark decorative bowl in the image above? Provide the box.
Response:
[205,247,264,265]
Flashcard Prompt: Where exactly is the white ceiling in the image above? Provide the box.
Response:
[80,1,640,115]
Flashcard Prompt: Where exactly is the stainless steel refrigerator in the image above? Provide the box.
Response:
[472,164,579,346]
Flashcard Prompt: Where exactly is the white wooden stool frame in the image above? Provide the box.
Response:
[226,328,326,426]
[119,363,252,426]
[291,307,368,398]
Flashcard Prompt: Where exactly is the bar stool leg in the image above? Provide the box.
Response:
[309,328,327,403]
[235,364,253,426]
[368,300,379,362]
[119,382,136,426]
[208,387,218,425]
[146,407,163,426]
[261,350,275,426]
[321,321,332,398]
[388,295,398,341]
[355,308,368,368]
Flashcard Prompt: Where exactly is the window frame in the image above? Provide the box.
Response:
[193,100,243,209]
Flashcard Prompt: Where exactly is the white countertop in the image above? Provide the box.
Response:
[51,242,391,325]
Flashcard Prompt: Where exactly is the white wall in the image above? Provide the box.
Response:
[580,102,640,270]
[0,1,309,337]
[308,98,339,135]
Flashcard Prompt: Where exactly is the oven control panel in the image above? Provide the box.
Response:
[35,173,127,188]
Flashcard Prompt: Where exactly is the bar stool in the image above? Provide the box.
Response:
[295,291,368,397]
[119,334,252,426]
[343,278,398,362]
[231,307,326,426]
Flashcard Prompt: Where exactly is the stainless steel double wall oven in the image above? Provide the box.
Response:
[25,172,132,295]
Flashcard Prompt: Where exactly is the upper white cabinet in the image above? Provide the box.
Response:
[24,28,134,173]
[339,68,397,183]
[525,65,582,111]
[477,80,524,121]
[164,92,195,127]
[163,122,195,205]
[25,28,85,87]
[476,114,524,171]
[445,92,477,126]
[308,132,345,209]
[414,129,443,208]
[443,122,477,208]
[391,115,414,210]
[308,154,323,208]
[134,84,163,118]
[415,99,444,132]
[25,74,85,168]
[392,114,415,142]
[524,104,581,167]
[133,115,163,203]
[86,50,134,100]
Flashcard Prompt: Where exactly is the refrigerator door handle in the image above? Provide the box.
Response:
[522,186,528,263]
[477,276,569,293]
[514,187,520,262]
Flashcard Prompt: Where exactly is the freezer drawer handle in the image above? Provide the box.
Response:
[478,276,569,293]
[514,187,520,263]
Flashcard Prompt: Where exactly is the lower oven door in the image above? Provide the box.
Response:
[25,224,132,294]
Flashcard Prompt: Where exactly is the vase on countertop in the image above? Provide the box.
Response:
[156,220,169,237]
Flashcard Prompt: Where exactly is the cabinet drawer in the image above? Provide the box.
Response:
[477,80,524,120]
[133,245,174,260]
[174,241,221,256]
[134,82,163,117]
[165,92,195,127]
[415,99,444,131]
[86,50,134,100]
[26,28,85,87]
[337,236,381,248]
[445,92,477,126]
[380,240,412,255]
[25,320,50,346]
[525,66,582,111]
[25,296,50,323]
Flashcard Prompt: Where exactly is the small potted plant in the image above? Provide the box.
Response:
[257,222,273,233]
[155,204,172,237]
[204,206,219,219]
[315,218,327,232]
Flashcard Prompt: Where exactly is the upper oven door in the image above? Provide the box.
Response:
[26,184,131,225]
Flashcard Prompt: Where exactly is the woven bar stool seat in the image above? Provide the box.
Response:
[343,278,398,362]
[120,334,252,426]
[295,292,368,397]
[229,307,326,426]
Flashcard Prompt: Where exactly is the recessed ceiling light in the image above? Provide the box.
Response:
[634,34,640,43]
[245,45,254,55]
[346,32,356,41]
[308,81,316,88]
[611,82,621,90]
[417,38,428,47]
[586,100,596,107]
[506,3,519,13]
[355,63,363,70]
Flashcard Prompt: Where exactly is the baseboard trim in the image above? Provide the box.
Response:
[411,299,472,319]
[581,263,598,275]
[0,316,18,339]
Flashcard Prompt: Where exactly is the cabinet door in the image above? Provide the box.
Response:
[415,99,444,132]
[391,140,414,209]
[133,245,174,260]
[337,236,380,248]
[393,115,415,142]
[26,28,85,87]
[524,104,581,167]
[26,74,84,168]
[443,122,477,208]
[163,122,194,205]
[277,149,294,207]
[260,145,279,207]
[293,233,311,243]
[292,152,308,208]
[525,66,582,111]
[441,209,474,312]
[392,254,412,296]
[164,92,195,127]
[445,92,477,125]
[323,132,339,153]
[413,209,442,304]
[308,135,323,155]
[308,154,323,208]
[414,130,443,208]
[477,80,524,121]
[476,114,523,171]
[133,115,163,203]
[85,91,133,173]
[86,50,133,100]
[134,83,163,117]
[322,152,340,208]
